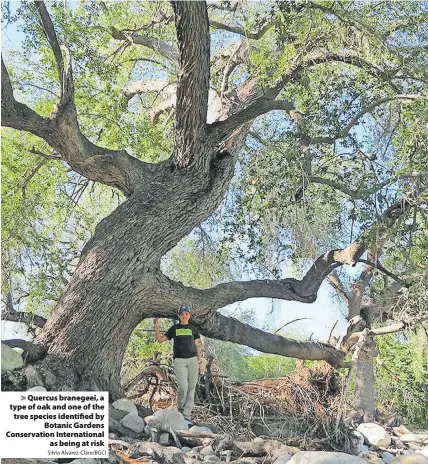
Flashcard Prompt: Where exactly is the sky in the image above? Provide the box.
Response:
[1,1,351,351]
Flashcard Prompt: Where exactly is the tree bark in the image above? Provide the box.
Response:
[354,348,377,421]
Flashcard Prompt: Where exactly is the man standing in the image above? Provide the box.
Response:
[154,304,203,419]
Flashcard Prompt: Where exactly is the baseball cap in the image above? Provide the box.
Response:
[178,303,191,315]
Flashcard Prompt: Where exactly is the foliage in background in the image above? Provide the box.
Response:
[375,330,428,426]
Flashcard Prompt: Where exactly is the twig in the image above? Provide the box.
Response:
[169,426,182,448]
[273,318,313,334]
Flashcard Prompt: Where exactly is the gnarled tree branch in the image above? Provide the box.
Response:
[150,272,345,368]
[209,98,296,141]
[1,310,47,329]
[200,312,345,367]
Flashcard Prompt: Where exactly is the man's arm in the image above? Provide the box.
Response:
[154,318,168,343]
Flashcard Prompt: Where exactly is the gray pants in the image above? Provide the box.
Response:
[174,356,198,417]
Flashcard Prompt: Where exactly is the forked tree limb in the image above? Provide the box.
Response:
[1,56,56,141]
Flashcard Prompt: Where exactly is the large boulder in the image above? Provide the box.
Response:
[288,451,366,463]
[357,423,391,448]
[1,344,23,374]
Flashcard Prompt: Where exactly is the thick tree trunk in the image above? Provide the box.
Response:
[353,342,377,421]
[33,172,220,397]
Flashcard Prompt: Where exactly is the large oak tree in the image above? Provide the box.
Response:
[2,0,427,400]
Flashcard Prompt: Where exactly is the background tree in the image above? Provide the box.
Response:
[1,0,427,400]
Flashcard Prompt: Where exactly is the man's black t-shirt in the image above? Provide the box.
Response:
[165,324,200,359]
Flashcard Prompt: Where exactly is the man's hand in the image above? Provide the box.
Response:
[198,362,204,375]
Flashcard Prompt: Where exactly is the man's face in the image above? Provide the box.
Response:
[179,311,190,324]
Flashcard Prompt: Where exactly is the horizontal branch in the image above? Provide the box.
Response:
[209,18,278,40]
[1,310,47,328]
[202,195,414,310]
[200,312,345,367]
[345,315,428,348]
[209,98,296,141]
[369,315,428,336]
[30,146,62,160]
[110,28,177,63]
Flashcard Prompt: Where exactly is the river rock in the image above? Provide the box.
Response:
[159,432,170,445]
[190,425,213,433]
[1,344,23,374]
[204,456,221,462]
[152,409,188,431]
[201,446,214,455]
[120,413,145,433]
[112,398,138,415]
[357,423,391,448]
[382,452,394,463]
